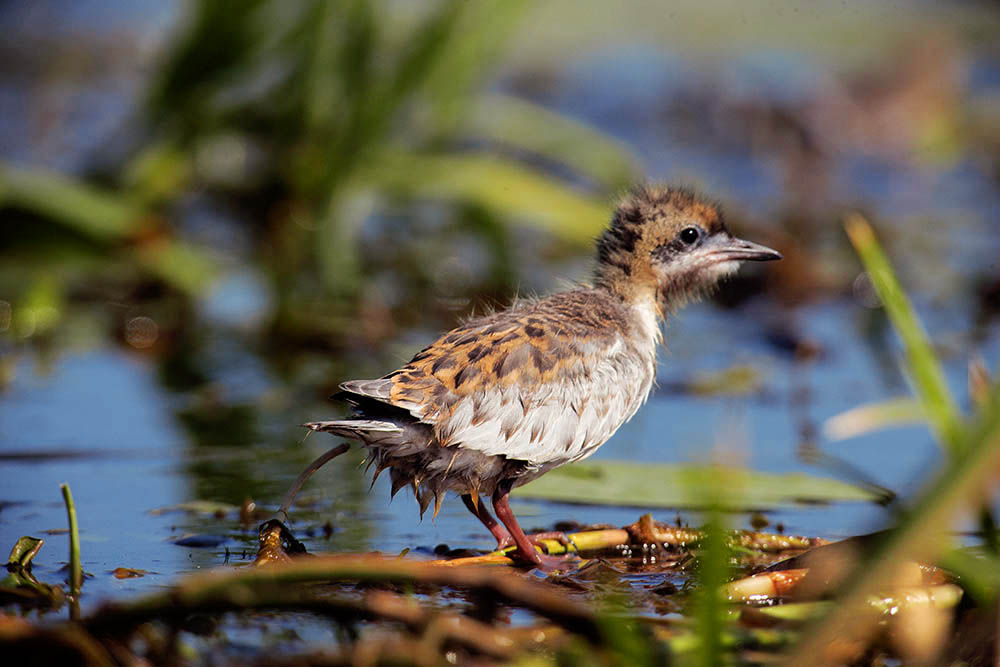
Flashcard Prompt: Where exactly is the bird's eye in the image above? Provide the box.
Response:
[679,227,700,245]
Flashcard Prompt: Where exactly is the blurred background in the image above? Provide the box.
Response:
[1,0,999,603]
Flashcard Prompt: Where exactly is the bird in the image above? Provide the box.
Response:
[304,184,781,569]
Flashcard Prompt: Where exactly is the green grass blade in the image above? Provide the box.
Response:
[369,152,610,245]
[133,240,219,296]
[781,384,1000,664]
[468,94,639,190]
[694,506,729,667]
[822,397,926,441]
[845,214,963,454]
[937,548,1000,606]
[60,483,82,602]
[0,164,141,242]
[518,461,880,509]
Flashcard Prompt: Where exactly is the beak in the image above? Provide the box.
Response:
[708,235,782,262]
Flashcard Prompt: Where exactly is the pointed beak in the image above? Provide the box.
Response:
[710,236,782,262]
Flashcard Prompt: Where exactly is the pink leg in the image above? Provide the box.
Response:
[491,480,577,571]
[462,494,509,545]
[463,493,571,552]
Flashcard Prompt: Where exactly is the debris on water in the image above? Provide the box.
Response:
[764,326,825,361]
[181,613,218,636]
[151,500,239,517]
[651,581,678,596]
[1,536,65,610]
[111,568,153,579]
[239,497,270,527]
[171,534,228,548]
[255,518,308,565]
[659,364,767,397]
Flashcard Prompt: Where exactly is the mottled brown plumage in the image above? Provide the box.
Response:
[306,184,781,569]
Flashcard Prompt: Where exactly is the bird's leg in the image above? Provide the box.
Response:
[461,493,510,545]
[491,480,577,571]
[463,493,571,552]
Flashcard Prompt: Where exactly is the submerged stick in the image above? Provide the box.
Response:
[85,554,602,643]
[279,443,351,521]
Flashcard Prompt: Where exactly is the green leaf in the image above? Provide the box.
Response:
[369,152,610,245]
[746,601,832,623]
[937,547,1000,605]
[517,461,880,509]
[785,385,1000,661]
[467,94,639,190]
[7,536,44,568]
[845,215,963,454]
[421,4,531,130]
[13,274,64,339]
[133,240,219,295]
[822,397,926,441]
[0,164,142,242]
[694,504,730,667]
[0,535,64,608]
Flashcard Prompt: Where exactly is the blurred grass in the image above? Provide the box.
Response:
[505,0,1000,68]
[0,0,638,350]
[845,214,964,453]
[686,470,736,667]
[780,215,1000,663]
[519,461,880,509]
[0,165,142,242]
[822,396,924,441]
[369,152,611,245]
[467,93,639,190]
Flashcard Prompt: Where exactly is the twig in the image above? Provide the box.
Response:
[725,569,810,602]
[85,554,601,643]
[628,514,823,552]
[431,528,632,564]
[279,443,351,521]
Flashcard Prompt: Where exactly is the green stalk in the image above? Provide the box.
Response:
[845,215,963,453]
[694,506,729,667]
[781,357,1000,664]
[60,483,82,599]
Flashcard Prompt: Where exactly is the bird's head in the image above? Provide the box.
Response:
[594,184,781,313]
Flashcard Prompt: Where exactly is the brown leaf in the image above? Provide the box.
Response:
[112,567,151,579]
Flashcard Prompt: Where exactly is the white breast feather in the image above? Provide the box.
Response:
[441,329,656,466]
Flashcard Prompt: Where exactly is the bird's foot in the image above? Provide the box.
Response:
[496,530,572,554]
[518,551,582,573]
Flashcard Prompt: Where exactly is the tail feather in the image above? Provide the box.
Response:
[304,419,402,441]
[334,379,393,402]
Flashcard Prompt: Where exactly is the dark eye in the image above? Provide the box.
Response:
[679,227,700,245]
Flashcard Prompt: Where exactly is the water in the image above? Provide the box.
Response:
[1,0,999,617]
[3,296,994,608]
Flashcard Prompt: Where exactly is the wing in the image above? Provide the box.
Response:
[335,290,655,466]
[435,337,654,465]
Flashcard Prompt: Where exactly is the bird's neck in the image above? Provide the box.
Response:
[595,263,660,307]
[629,295,664,349]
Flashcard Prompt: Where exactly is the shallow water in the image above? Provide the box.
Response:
[3,295,997,609]
[1,0,999,617]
